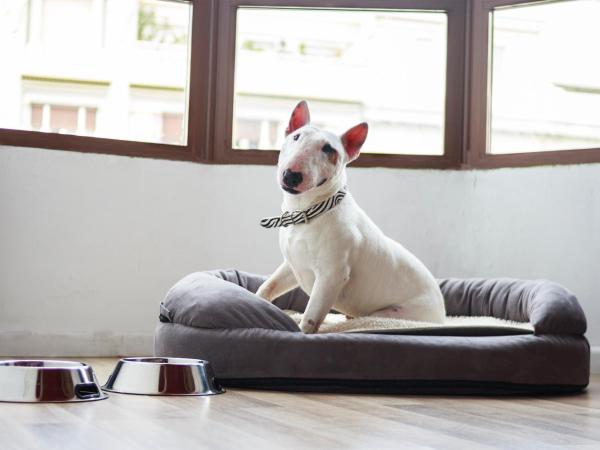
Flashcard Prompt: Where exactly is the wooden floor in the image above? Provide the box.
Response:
[1,358,599,450]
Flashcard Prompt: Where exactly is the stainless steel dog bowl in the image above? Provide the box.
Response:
[102,357,224,396]
[0,360,108,403]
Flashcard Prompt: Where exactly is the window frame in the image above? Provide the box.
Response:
[1,0,599,169]
[211,0,467,169]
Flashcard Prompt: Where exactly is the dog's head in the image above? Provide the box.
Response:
[277,101,368,196]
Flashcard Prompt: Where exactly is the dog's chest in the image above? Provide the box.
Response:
[278,225,326,290]
[279,226,316,267]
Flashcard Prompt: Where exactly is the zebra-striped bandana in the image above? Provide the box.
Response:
[260,188,348,229]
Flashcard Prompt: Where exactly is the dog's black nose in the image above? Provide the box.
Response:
[283,169,303,188]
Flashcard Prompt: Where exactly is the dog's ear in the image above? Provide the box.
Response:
[341,122,368,162]
[286,100,310,136]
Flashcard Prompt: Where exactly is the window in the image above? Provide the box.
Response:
[232,8,448,156]
[213,0,466,168]
[0,0,195,160]
[2,0,599,168]
[468,0,600,167]
[489,0,600,154]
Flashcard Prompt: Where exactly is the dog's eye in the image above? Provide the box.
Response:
[321,143,339,165]
[293,134,300,141]
[321,143,337,154]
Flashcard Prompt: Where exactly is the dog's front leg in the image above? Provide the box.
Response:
[256,261,299,302]
[300,272,348,334]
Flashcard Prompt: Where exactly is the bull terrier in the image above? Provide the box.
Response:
[257,101,445,333]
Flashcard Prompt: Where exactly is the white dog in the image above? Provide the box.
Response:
[257,101,445,333]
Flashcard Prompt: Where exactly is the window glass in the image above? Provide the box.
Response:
[232,8,448,155]
[489,0,600,154]
[162,112,184,144]
[0,0,191,145]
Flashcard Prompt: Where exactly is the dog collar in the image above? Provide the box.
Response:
[260,188,348,229]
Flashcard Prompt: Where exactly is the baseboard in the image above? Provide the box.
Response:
[592,346,600,374]
[0,331,153,357]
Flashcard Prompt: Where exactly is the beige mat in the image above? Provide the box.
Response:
[285,311,534,335]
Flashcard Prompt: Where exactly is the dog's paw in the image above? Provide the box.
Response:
[300,318,320,334]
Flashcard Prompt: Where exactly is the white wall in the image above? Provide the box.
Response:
[1,146,599,370]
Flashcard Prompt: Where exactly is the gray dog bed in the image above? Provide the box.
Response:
[154,269,590,395]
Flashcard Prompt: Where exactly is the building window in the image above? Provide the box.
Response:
[233,109,283,150]
[128,85,187,145]
[137,0,189,45]
[161,112,184,144]
[30,103,97,135]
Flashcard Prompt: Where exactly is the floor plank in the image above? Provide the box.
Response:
[0,357,598,450]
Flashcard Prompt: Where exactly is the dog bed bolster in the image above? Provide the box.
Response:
[440,278,587,335]
[161,269,587,336]
[160,270,299,332]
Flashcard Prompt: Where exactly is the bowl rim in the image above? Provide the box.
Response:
[119,357,207,366]
[0,359,88,369]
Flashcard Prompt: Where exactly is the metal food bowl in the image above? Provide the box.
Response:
[0,360,108,403]
[102,357,224,396]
